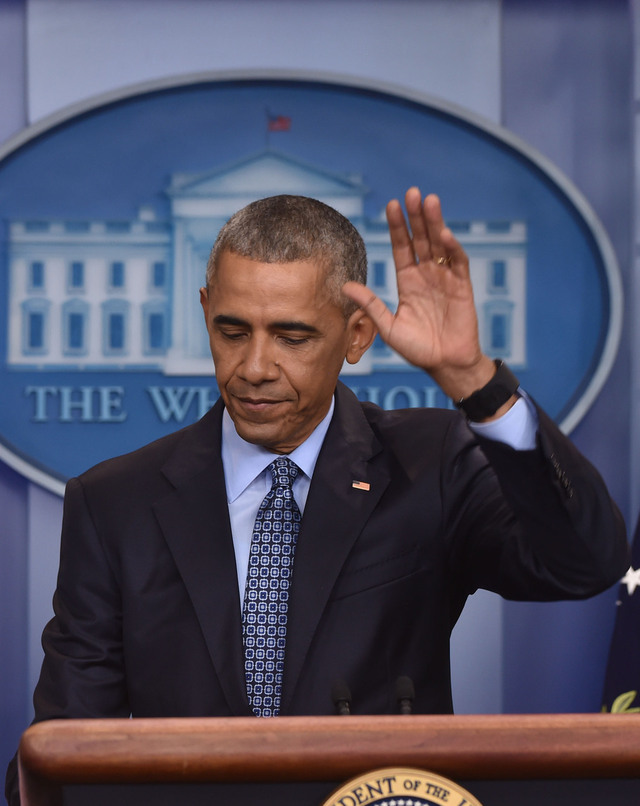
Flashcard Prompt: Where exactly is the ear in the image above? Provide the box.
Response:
[344,309,377,365]
[199,286,209,322]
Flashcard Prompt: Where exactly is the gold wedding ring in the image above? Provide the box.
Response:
[436,256,451,266]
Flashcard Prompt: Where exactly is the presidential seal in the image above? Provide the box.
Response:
[321,767,482,806]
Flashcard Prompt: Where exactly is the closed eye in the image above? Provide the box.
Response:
[273,320,320,346]
[280,335,310,346]
[218,329,247,341]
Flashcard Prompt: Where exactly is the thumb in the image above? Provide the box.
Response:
[342,282,393,339]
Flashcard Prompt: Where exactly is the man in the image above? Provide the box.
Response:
[6,189,628,803]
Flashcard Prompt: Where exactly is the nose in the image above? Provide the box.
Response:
[238,334,280,384]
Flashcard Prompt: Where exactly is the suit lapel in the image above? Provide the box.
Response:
[151,402,252,716]
[281,383,390,711]
[148,386,391,716]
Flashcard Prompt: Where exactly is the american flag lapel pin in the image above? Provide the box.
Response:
[352,480,371,492]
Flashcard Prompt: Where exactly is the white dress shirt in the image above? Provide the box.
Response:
[221,392,537,606]
[221,399,334,604]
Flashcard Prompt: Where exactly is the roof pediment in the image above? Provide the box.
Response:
[167,150,367,199]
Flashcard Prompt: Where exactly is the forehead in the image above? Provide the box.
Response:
[211,252,334,306]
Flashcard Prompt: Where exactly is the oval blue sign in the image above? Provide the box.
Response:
[0,72,622,494]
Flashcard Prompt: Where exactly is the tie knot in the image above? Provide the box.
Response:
[268,456,299,489]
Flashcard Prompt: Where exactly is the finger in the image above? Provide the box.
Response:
[423,195,470,276]
[342,282,394,340]
[422,194,449,262]
[404,187,433,264]
[386,198,418,272]
[440,226,470,280]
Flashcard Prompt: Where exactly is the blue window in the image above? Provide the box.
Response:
[148,313,164,350]
[28,312,44,349]
[110,261,125,288]
[109,314,125,350]
[68,313,84,350]
[30,261,45,290]
[143,303,168,355]
[106,221,130,233]
[65,221,90,233]
[152,261,166,288]
[447,221,471,234]
[62,300,89,355]
[102,300,129,355]
[22,299,50,355]
[24,221,48,233]
[69,261,84,290]
[483,300,513,359]
[372,261,386,288]
[486,221,511,233]
[490,314,508,350]
[488,260,508,293]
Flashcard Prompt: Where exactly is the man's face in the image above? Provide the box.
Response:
[200,251,374,454]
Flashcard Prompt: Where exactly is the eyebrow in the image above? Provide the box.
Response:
[213,314,320,334]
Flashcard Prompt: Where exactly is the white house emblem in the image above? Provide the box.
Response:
[0,74,621,493]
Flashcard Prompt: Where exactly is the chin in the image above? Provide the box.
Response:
[236,425,280,450]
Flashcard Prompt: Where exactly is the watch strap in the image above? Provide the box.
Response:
[455,359,519,421]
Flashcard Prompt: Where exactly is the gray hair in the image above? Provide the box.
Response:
[206,195,368,316]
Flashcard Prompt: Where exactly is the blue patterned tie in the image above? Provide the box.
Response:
[242,457,301,717]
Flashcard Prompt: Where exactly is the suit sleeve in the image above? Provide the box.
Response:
[442,404,629,601]
[5,477,131,806]
[32,476,130,721]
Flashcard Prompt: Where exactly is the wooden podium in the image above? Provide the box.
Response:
[18,714,640,805]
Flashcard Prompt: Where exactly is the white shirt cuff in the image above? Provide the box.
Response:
[467,392,538,450]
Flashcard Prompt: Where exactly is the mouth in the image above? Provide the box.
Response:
[233,395,286,415]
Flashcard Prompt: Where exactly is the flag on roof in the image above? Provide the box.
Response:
[267,114,291,132]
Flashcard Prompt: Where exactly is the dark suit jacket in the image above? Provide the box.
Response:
[5,382,628,803]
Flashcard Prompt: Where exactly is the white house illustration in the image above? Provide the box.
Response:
[7,149,527,374]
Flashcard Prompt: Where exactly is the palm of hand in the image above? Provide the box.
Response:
[343,190,481,372]
[384,257,480,373]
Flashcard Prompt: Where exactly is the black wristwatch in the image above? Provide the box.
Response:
[455,359,519,421]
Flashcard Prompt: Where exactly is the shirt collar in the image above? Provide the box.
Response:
[221,397,335,503]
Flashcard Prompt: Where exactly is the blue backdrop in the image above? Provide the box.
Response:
[0,0,633,784]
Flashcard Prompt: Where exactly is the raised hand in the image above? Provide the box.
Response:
[343,187,496,401]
